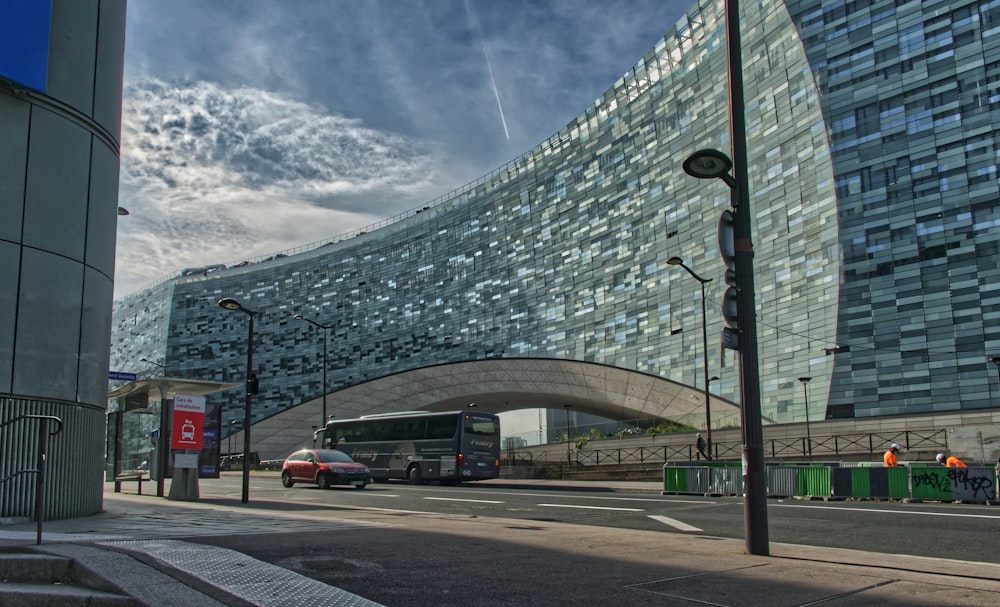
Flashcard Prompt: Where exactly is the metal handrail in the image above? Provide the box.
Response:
[0,414,64,544]
[568,429,950,465]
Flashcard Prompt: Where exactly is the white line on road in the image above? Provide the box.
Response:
[425,497,505,504]
[648,515,702,532]
[538,503,644,512]
[774,503,1000,520]
[429,488,714,504]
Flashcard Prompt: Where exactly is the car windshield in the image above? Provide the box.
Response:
[316,450,353,463]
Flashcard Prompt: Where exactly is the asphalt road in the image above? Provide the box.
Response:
[195,474,1000,564]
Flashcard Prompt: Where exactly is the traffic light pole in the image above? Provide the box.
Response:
[726,0,769,556]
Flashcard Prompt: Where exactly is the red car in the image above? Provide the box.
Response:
[281,448,371,489]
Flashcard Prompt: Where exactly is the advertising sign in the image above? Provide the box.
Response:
[171,394,205,450]
[0,1,52,92]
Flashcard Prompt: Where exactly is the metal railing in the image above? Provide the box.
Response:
[528,429,952,466]
[0,414,63,544]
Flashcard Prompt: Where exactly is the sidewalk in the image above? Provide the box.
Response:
[2,479,999,606]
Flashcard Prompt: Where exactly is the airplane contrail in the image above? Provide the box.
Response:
[465,0,510,140]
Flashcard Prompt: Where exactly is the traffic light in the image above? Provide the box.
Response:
[718,209,739,349]
[247,372,260,395]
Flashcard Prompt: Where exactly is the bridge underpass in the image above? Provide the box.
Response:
[238,358,743,460]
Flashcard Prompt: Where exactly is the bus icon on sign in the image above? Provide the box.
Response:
[180,419,196,441]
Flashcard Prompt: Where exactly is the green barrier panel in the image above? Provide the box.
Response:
[663,467,687,492]
[851,467,872,498]
[796,466,831,497]
[887,467,910,498]
[910,466,951,501]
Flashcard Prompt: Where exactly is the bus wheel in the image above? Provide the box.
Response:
[408,465,422,485]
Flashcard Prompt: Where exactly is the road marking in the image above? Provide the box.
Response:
[774,503,1000,520]
[425,497,504,504]
[420,487,714,504]
[538,503,644,512]
[648,515,702,532]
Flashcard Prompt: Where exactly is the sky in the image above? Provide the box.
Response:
[115,0,693,298]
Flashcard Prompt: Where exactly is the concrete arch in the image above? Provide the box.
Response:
[248,359,741,459]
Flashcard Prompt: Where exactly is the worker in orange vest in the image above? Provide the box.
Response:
[883,443,902,467]
[936,453,967,468]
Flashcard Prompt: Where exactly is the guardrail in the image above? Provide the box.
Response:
[530,429,952,465]
[662,463,1000,504]
[0,414,64,543]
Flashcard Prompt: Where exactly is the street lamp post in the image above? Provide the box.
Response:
[563,404,572,464]
[668,257,713,460]
[228,419,239,456]
[293,315,333,426]
[798,377,812,457]
[219,298,256,504]
[680,0,769,556]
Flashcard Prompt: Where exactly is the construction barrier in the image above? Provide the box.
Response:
[663,462,998,503]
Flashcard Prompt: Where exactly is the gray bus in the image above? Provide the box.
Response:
[314,410,501,484]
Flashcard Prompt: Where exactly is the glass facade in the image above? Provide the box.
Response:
[112,0,1000,433]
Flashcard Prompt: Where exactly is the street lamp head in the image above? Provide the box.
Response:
[219,298,255,316]
[293,314,305,321]
[667,256,711,284]
[709,375,720,382]
[140,357,167,370]
[683,149,733,180]
[117,206,130,216]
[989,356,1000,365]
[798,377,812,384]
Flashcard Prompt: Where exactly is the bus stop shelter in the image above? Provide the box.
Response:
[108,378,239,500]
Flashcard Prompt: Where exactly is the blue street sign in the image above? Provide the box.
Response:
[109,371,137,381]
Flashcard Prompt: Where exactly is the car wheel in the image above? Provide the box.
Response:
[281,472,294,488]
[408,465,422,485]
[317,474,331,490]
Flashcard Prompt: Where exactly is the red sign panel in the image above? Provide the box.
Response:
[171,394,205,450]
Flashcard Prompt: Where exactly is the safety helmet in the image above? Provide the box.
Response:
[936,453,946,463]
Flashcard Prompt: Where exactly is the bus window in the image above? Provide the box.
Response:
[464,415,499,436]
[425,416,458,439]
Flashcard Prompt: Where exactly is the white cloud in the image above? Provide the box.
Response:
[115,79,444,297]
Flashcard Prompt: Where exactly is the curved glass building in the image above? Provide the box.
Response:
[112,0,1000,456]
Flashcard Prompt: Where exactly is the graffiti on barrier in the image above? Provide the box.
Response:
[947,468,994,501]
[911,471,950,493]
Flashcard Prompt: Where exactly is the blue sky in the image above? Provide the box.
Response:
[115,0,692,297]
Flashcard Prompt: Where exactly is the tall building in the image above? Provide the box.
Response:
[2,1,127,519]
[112,0,1000,457]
